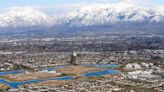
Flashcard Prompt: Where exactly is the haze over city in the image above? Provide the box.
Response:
[0,0,163,92]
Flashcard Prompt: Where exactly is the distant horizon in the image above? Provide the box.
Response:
[0,0,164,14]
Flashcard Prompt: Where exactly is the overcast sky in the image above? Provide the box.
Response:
[0,0,164,13]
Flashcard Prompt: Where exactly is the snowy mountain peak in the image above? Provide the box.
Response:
[0,4,164,31]
[0,7,53,28]
[57,4,164,27]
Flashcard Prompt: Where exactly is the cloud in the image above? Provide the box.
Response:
[88,0,152,6]
[38,3,86,14]
[48,0,153,15]
[1,0,158,14]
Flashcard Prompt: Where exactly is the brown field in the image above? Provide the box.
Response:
[56,66,102,75]
[103,74,122,78]
[0,83,10,90]
[2,72,60,82]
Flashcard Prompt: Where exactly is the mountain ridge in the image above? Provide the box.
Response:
[0,4,164,31]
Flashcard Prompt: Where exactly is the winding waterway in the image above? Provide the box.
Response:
[0,76,73,88]
[0,64,120,88]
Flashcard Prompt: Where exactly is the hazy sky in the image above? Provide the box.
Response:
[0,0,164,13]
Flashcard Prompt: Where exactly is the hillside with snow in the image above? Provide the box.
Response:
[0,7,53,31]
[57,4,164,30]
[0,4,164,31]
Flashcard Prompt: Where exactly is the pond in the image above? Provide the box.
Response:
[0,70,23,76]
[84,69,120,77]
[81,64,119,69]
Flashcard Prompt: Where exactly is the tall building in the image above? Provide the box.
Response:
[70,52,77,65]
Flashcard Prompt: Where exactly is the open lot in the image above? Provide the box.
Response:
[56,66,102,75]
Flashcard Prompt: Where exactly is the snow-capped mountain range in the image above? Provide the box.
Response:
[0,4,164,31]
[0,7,53,30]
[60,4,164,26]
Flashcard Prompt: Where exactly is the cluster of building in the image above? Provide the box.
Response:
[0,49,163,71]
[20,79,122,92]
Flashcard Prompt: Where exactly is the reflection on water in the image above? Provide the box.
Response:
[81,64,119,68]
